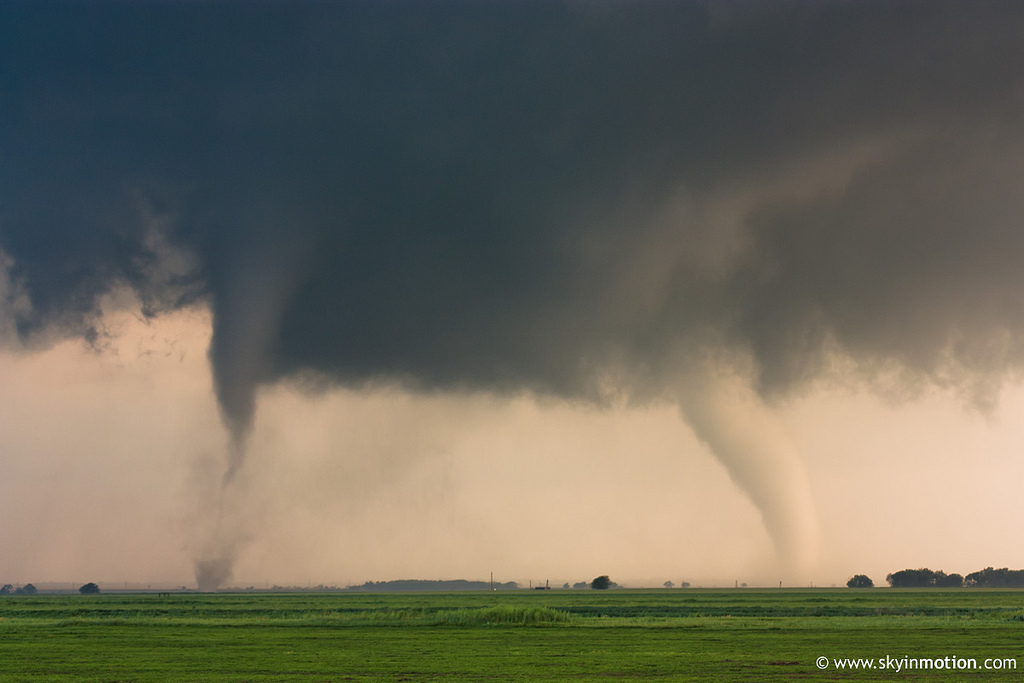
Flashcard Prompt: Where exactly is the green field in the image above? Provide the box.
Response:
[3,589,1024,681]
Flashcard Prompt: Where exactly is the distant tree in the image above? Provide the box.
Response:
[79,582,101,595]
[847,574,874,588]
[572,581,589,589]
[965,567,1024,588]
[0,584,12,595]
[678,581,690,588]
[885,568,966,588]
[886,568,938,588]
[15,584,37,595]
[591,575,611,590]
[562,583,570,589]
[664,581,675,588]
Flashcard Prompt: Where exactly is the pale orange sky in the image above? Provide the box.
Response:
[3,302,1024,590]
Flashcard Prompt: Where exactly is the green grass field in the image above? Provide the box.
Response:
[3,589,1024,681]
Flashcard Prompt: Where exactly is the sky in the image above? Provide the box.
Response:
[3,1,1024,590]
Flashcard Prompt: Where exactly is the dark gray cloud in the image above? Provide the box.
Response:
[4,0,1024,426]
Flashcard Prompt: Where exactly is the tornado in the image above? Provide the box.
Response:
[676,365,819,579]
[4,2,1024,588]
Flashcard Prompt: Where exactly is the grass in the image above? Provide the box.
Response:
[3,589,1024,681]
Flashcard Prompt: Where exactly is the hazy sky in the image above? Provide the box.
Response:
[3,1,1024,589]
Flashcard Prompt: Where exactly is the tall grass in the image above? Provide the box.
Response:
[433,605,572,626]
[366,605,572,626]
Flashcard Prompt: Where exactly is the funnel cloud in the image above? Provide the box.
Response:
[4,1,1024,586]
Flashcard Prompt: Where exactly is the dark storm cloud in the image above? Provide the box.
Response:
[4,0,1024,425]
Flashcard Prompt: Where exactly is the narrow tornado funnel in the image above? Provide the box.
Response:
[675,364,819,580]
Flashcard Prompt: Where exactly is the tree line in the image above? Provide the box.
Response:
[1,582,100,595]
[847,567,1024,588]
[346,579,518,592]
